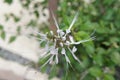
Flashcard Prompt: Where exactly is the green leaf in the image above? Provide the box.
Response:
[110,52,120,65]
[14,17,20,22]
[89,66,102,77]
[34,10,39,18]
[1,31,6,40]
[49,65,57,79]
[0,25,3,30]
[4,0,13,4]
[74,31,89,41]
[104,74,115,80]
[9,36,16,43]
[93,54,103,66]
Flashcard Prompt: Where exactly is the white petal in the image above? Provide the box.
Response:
[66,29,71,34]
[50,48,58,55]
[55,54,59,64]
[61,48,66,54]
[60,42,63,47]
[62,36,66,41]
[50,30,54,35]
[59,30,65,37]
[69,35,75,43]
[65,41,70,45]
[72,46,77,53]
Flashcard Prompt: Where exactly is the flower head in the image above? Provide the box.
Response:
[37,12,95,67]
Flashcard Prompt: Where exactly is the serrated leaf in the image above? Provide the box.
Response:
[9,36,16,43]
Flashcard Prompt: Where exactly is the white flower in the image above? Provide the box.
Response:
[37,11,95,67]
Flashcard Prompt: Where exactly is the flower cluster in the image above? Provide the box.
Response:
[37,12,95,67]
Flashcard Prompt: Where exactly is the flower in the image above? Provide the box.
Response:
[37,12,95,67]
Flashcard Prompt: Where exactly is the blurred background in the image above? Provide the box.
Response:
[0,0,120,80]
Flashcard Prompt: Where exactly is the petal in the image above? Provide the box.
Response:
[60,42,63,47]
[50,48,58,55]
[62,36,66,41]
[66,29,71,34]
[61,48,66,54]
[55,54,59,64]
[72,46,77,53]
[65,41,70,45]
[69,35,75,43]
[50,30,54,35]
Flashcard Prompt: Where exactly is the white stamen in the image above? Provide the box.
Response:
[51,11,60,30]
[64,54,70,63]
[68,12,79,30]
[68,47,82,64]
[41,55,54,68]
[70,37,95,45]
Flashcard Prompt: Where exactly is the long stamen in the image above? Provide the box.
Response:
[70,37,95,45]
[68,47,82,64]
[68,12,79,31]
[40,55,54,69]
[51,11,60,30]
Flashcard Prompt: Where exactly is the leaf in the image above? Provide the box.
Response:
[104,74,115,80]
[49,65,57,79]
[4,0,13,4]
[93,54,103,66]
[9,36,16,43]
[0,25,3,30]
[14,17,20,22]
[74,31,89,41]
[34,10,39,18]
[110,52,120,65]
[1,31,6,40]
[89,66,102,77]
